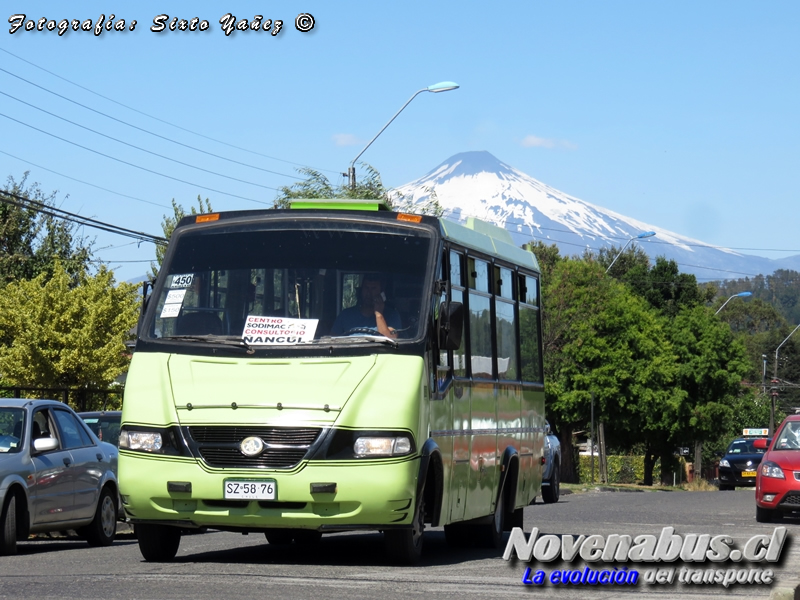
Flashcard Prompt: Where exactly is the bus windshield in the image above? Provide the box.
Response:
[143,218,435,346]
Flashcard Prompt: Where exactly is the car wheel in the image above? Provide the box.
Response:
[384,483,425,565]
[79,487,117,547]
[0,494,17,556]
[542,461,560,503]
[756,505,776,523]
[136,524,182,561]
[718,484,734,491]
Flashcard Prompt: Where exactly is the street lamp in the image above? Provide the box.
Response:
[347,81,459,190]
[605,231,656,274]
[770,323,800,434]
[714,291,752,315]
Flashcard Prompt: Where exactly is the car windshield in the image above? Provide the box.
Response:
[726,439,765,454]
[0,407,25,454]
[143,218,434,347]
[775,422,800,450]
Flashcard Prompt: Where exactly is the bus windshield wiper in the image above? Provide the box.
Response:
[323,334,399,348]
[159,335,255,353]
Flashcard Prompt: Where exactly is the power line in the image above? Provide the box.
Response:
[0,47,340,174]
[1,89,282,191]
[0,149,171,210]
[435,206,800,253]
[0,111,271,205]
[0,69,302,181]
[0,189,166,246]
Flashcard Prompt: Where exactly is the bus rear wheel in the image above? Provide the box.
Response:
[136,524,182,562]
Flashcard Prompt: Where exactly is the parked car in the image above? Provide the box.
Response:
[0,398,119,555]
[718,435,767,490]
[541,420,561,503]
[78,411,122,446]
[754,414,800,522]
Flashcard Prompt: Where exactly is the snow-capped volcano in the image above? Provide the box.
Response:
[391,151,799,280]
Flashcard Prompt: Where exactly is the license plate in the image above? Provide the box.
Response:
[224,480,277,500]
[742,471,757,478]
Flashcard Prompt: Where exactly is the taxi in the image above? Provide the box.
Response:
[718,428,769,490]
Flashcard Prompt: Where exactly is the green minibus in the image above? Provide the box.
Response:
[119,201,545,563]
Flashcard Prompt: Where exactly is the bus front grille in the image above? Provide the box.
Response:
[188,426,322,469]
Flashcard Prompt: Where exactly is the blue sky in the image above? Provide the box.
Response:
[2,1,798,282]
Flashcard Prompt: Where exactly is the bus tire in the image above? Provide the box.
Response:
[384,483,425,565]
[0,494,17,556]
[136,524,181,562]
[476,488,505,549]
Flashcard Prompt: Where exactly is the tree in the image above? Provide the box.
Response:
[150,196,212,279]
[0,263,139,410]
[273,163,444,216]
[0,173,93,287]
[540,256,679,482]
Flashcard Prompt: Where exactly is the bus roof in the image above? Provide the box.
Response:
[174,202,539,272]
[439,217,539,272]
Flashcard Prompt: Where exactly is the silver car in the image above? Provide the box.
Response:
[541,420,561,503]
[0,398,119,555]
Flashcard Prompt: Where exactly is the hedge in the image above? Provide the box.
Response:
[577,455,663,484]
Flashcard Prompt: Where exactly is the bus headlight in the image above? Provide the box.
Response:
[354,436,412,457]
[119,426,189,456]
[119,429,163,451]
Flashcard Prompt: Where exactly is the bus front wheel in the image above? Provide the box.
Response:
[136,524,182,562]
[384,486,425,565]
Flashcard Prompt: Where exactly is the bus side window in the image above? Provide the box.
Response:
[448,251,467,378]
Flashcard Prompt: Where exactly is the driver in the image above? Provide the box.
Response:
[330,274,401,339]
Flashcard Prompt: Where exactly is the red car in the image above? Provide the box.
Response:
[754,414,800,522]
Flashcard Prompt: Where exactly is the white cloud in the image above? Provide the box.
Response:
[521,135,577,150]
[332,133,361,147]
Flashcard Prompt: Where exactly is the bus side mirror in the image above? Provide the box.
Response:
[439,301,464,351]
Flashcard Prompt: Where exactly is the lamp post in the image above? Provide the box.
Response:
[605,231,656,274]
[347,81,459,190]
[771,323,800,434]
[714,291,752,315]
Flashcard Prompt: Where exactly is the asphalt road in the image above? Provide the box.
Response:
[2,488,798,600]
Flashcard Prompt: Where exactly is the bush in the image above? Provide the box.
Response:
[577,455,661,484]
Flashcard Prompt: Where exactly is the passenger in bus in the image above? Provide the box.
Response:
[330,274,402,339]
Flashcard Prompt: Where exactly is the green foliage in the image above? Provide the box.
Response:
[150,196,212,279]
[0,263,139,408]
[273,164,444,216]
[577,454,663,485]
[542,256,679,451]
[0,173,93,287]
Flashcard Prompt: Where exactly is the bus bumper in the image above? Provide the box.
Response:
[119,454,420,530]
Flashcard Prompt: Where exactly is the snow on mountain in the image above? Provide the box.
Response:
[391,151,799,280]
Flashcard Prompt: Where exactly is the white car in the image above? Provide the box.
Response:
[0,398,119,555]
[541,420,561,503]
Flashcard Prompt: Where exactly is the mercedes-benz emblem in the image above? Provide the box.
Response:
[240,436,265,457]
